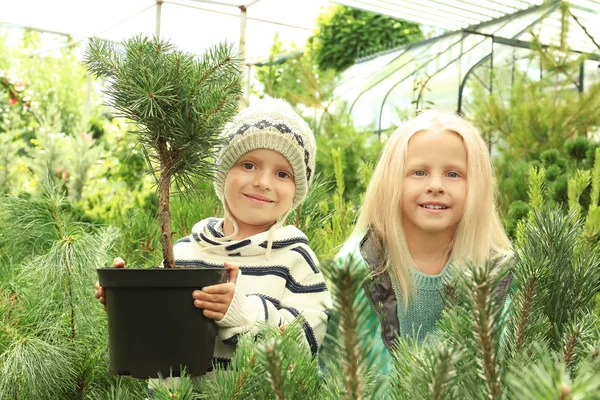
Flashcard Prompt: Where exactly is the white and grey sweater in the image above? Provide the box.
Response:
[173,217,332,367]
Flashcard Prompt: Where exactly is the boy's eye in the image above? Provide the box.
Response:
[240,162,256,170]
[276,171,292,179]
[446,171,460,178]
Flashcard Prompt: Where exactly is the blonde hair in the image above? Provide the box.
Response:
[354,110,512,303]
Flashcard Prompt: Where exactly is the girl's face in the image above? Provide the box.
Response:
[401,129,467,239]
[224,148,295,237]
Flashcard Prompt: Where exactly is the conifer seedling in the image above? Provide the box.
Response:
[84,35,243,268]
[82,35,243,378]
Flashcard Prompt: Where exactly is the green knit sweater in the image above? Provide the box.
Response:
[393,268,449,342]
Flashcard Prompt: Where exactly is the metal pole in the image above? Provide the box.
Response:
[156,0,163,37]
[240,5,248,106]
[86,70,92,122]
[246,64,252,107]
[457,32,464,113]
[579,61,584,93]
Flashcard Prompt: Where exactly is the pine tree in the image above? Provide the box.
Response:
[0,179,147,399]
[83,35,243,268]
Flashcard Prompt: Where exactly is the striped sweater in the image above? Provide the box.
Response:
[173,217,332,367]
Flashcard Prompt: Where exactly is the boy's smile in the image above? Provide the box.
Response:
[244,193,274,204]
[401,129,467,240]
[223,148,296,239]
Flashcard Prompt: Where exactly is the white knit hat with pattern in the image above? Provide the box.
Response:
[213,98,316,212]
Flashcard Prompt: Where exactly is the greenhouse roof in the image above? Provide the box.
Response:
[0,0,329,62]
[3,0,598,63]
[332,1,600,133]
[335,0,600,38]
[335,1,600,58]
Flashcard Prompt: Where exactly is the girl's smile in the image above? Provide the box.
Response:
[419,202,449,212]
[402,129,467,239]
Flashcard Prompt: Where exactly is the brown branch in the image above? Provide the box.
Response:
[513,276,538,354]
[265,345,286,400]
[339,269,362,399]
[563,328,580,370]
[473,273,501,399]
[197,54,233,88]
[430,350,452,400]
[62,238,77,342]
[232,354,255,399]
[156,137,175,268]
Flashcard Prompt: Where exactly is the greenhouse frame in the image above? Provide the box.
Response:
[332,0,600,133]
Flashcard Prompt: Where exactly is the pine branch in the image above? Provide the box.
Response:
[562,327,580,371]
[152,370,195,400]
[320,256,380,399]
[512,274,538,354]
[427,345,461,400]
[560,312,600,375]
[469,264,503,399]
[507,345,600,399]
[195,334,261,399]
[263,342,286,400]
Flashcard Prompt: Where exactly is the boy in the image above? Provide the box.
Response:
[97,98,331,369]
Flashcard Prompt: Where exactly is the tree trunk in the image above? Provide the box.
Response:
[157,138,175,268]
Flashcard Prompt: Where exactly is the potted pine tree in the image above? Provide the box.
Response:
[84,35,242,378]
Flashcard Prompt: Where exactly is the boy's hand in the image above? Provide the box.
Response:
[192,262,239,321]
[94,257,126,311]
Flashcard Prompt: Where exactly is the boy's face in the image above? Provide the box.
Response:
[224,149,295,235]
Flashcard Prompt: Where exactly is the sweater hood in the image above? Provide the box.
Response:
[190,217,309,258]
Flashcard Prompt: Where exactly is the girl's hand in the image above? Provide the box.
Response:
[94,257,126,310]
[192,262,239,321]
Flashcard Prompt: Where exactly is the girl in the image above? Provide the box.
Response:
[336,110,513,370]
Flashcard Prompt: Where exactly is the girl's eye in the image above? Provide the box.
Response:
[276,171,292,179]
[240,162,256,170]
[413,170,426,176]
[446,171,460,178]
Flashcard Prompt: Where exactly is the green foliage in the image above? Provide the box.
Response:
[471,6,600,230]
[286,173,334,259]
[471,28,600,163]
[315,109,382,201]
[0,131,28,194]
[20,31,90,136]
[0,183,147,399]
[254,35,336,111]
[194,321,323,399]
[0,29,91,138]
[313,5,423,72]
[568,170,591,219]
[84,35,243,189]
[498,136,600,237]
[510,210,600,351]
[309,147,372,260]
[507,346,600,399]
[565,136,590,166]
[320,256,386,399]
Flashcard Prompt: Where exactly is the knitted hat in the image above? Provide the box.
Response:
[213,98,316,212]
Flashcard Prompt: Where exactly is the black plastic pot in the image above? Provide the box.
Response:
[97,267,227,379]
